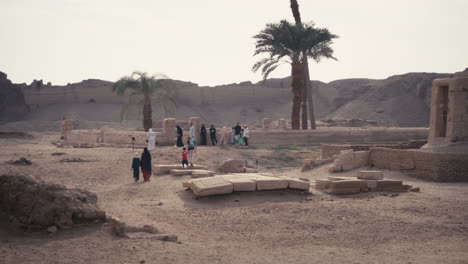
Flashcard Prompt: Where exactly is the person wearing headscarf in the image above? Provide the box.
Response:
[209,124,217,146]
[147,128,156,151]
[176,125,184,147]
[189,123,195,140]
[131,152,140,182]
[140,147,152,182]
[200,124,207,146]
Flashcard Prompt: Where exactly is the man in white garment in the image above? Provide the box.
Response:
[189,123,195,141]
[147,128,156,151]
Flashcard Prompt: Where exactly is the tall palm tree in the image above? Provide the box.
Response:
[290,0,337,129]
[252,20,337,130]
[112,71,166,131]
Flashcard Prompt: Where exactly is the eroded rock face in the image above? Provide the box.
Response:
[0,174,106,230]
[0,72,28,122]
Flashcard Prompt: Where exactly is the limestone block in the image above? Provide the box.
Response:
[356,170,384,180]
[244,168,258,173]
[191,170,215,178]
[326,180,367,195]
[170,169,192,176]
[221,176,256,191]
[262,118,272,130]
[252,176,289,190]
[301,159,313,171]
[328,176,354,181]
[282,178,310,190]
[190,177,234,197]
[219,159,246,173]
[365,180,378,189]
[315,179,332,190]
[376,180,403,189]
[182,181,192,188]
[162,118,176,134]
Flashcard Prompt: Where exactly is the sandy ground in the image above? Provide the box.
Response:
[0,133,467,264]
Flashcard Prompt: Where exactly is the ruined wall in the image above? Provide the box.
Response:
[321,140,427,158]
[369,147,468,182]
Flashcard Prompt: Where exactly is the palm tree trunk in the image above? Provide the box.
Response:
[143,96,152,131]
[301,57,308,129]
[305,63,316,129]
[291,62,304,130]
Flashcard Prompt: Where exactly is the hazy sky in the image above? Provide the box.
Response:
[1,0,467,86]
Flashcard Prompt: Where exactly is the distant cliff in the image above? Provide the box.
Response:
[0,72,28,123]
[1,71,453,127]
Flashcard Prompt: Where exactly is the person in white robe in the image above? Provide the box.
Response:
[147,128,156,151]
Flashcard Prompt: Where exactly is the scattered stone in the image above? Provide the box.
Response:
[6,157,32,165]
[47,226,58,233]
[59,158,92,163]
[410,187,421,192]
[219,159,246,173]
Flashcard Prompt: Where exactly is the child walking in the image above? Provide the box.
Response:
[182,147,189,168]
[131,152,140,182]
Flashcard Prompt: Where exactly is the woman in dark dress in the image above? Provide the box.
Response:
[176,125,184,147]
[140,147,152,182]
[200,124,207,145]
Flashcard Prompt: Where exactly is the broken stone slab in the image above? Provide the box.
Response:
[315,179,332,190]
[252,176,289,191]
[325,180,368,195]
[191,170,215,178]
[221,175,256,191]
[279,177,310,190]
[170,169,192,176]
[190,177,234,197]
[219,159,246,173]
[357,170,384,180]
[154,164,208,175]
[328,176,358,181]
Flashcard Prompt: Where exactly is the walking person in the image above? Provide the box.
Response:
[131,152,140,182]
[200,124,207,145]
[176,125,184,147]
[140,147,152,182]
[243,125,250,146]
[187,137,197,167]
[209,125,217,146]
[181,147,189,168]
[147,128,156,152]
[234,122,241,144]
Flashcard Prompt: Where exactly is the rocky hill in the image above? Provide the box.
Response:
[0,71,452,130]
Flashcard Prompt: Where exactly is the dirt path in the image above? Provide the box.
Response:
[0,134,467,264]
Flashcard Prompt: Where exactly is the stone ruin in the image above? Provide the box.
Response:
[0,174,106,230]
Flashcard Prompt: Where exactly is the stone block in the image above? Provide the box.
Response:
[301,159,313,171]
[221,176,256,191]
[313,158,334,166]
[191,170,215,178]
[190,177,234,197]
[315,179,332,190]
[356,170,384,180]
[252,176,289,190]
[326,180,367,195]
[365,180,378,189]
[154,164,208,175]
[219,159,245,173]
[283,178,310,190]
[376,180,403,189]
[170,169,192,176]
[182,181,192,189]
[244,168,259,173]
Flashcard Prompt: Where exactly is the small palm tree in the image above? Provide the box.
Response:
[253,20,337,130]
[112,71,166,131]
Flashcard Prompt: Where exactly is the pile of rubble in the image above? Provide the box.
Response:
[315,170,413,195]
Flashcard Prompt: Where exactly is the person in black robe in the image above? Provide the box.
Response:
[140,147,152,182]
[200,124,207,145]
[209,124,217,146]
[131,152,140,182]
[176,125,184,147]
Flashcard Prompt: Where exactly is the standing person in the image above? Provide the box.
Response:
[187,137,197,167]
[181,147,189,168]
[176,125,184,147]
[140,148,152,182]
[230,127,236,145]
[238,129,244,145]
[131,152,140,182]
[234,122,241,143]
[200,124,207,145]
[219,126,228,148]
[209,125,217,146]
[147,128,156,151]
[189,123,195,140]
[243,125,250,146]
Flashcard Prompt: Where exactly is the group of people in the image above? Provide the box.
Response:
[131,147,152,182]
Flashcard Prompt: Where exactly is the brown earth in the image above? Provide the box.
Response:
[0,134,467,264]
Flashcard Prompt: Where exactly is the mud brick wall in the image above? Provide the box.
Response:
[369,147,468,182]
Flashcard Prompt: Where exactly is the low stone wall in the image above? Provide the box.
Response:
[369,147,468,182]
[249,128,428,146]
[66,129,174,147]
[321,140,427,158]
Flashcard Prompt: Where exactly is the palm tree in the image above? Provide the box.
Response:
[112,71,166,131]
[252,20,337,130]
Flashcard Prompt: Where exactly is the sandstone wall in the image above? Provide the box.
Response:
[369,147,468,182]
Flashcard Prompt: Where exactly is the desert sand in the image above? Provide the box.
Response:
[1,133,467,264]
